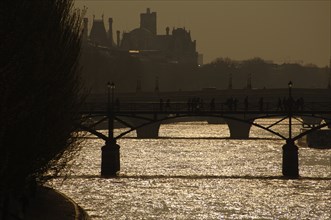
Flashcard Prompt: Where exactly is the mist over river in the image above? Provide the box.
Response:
[49,120,331,219]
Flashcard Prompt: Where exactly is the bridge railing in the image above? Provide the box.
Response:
[80,101,331,114]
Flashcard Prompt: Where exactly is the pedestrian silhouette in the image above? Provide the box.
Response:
[115,98,120,111]
[227,98,233,110]
[200,98,204,110]
[282,97,287,111]
[233,98,238,111]
[210,98,215,111]
[159,98,163,111]
[259,97,264,111]
[187,98,192,111]
[166,99,171,110]
[277,98,282,111]
[299,97,304,110]
[244,96,248,111]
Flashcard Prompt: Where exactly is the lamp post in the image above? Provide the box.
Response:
[102,81,119,177]
[107,81,115,141]
[288,81,292,140]
[282,80,299,178]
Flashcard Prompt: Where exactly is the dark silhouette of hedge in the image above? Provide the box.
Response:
[0,0,84,204]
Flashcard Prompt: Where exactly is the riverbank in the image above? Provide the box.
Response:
[25,186,89,220]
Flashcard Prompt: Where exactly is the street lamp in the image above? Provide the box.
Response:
[288,81,293,140]
[282,80,299,178]
[107,81,115,141]
[111,82,115,106]
[107,81,111,109]
[102,81,120,176]
[288,81,292,96]
[107,81,115,106]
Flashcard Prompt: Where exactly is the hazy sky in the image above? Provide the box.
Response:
[75,0,330,67]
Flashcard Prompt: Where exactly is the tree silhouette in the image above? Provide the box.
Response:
[0,0,84,202]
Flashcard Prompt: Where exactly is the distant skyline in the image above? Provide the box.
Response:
[75,0,331,67]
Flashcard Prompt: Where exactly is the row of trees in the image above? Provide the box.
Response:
[0,0,84,217]
[198,57,330,89]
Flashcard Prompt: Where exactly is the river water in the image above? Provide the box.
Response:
[49,119,331,219]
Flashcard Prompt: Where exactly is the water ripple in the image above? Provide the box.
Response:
[49,121,331,219]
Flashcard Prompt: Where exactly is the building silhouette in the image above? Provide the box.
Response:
[83,8,198,65]
[80,8,201,93]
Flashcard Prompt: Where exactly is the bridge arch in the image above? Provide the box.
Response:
[78,112,331,143]
[114,114,288,140]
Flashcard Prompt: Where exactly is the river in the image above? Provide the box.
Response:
[49,119,331,219]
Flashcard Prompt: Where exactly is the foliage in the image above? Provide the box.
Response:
[0,0,84,193]
[199,57,328,89]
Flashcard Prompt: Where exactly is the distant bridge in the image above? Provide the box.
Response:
[78,88,331,179]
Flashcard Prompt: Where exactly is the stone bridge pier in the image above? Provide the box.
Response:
[122,114,260,139]
[136,122,161,138]
[224,114,258,139]
[322,114,331,129]
[101,141,120,176]
[282,140,299,178]
[123,114,167,138]
[301,116,322,127]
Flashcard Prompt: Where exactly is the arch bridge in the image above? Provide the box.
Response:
[78,99,331,179]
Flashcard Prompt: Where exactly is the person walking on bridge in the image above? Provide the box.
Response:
[166,99,171,111]
[259,97,264,111]
[233,98,238,111]
[277,98,282,111]
[244,96,249,111]
[210,98,215,111]
[159,98,164,111]
[115,98,120,111]
[187,98,192,111]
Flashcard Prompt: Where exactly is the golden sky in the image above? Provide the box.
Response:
[75,0,330,67]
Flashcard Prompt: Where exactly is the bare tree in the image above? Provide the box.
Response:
[0,0,84,200]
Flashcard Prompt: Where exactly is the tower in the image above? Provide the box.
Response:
[108,18,114,46]
[89,16,108,46]
[116,30,121,47]
[140,8,157,35]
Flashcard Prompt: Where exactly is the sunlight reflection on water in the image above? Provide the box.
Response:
[49,120,331,219]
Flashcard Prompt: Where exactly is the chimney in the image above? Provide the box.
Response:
[108,18,113,46]
[116,30,121,47]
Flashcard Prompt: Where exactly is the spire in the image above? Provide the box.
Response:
[108,17,114,46]
[116,30,121,47]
